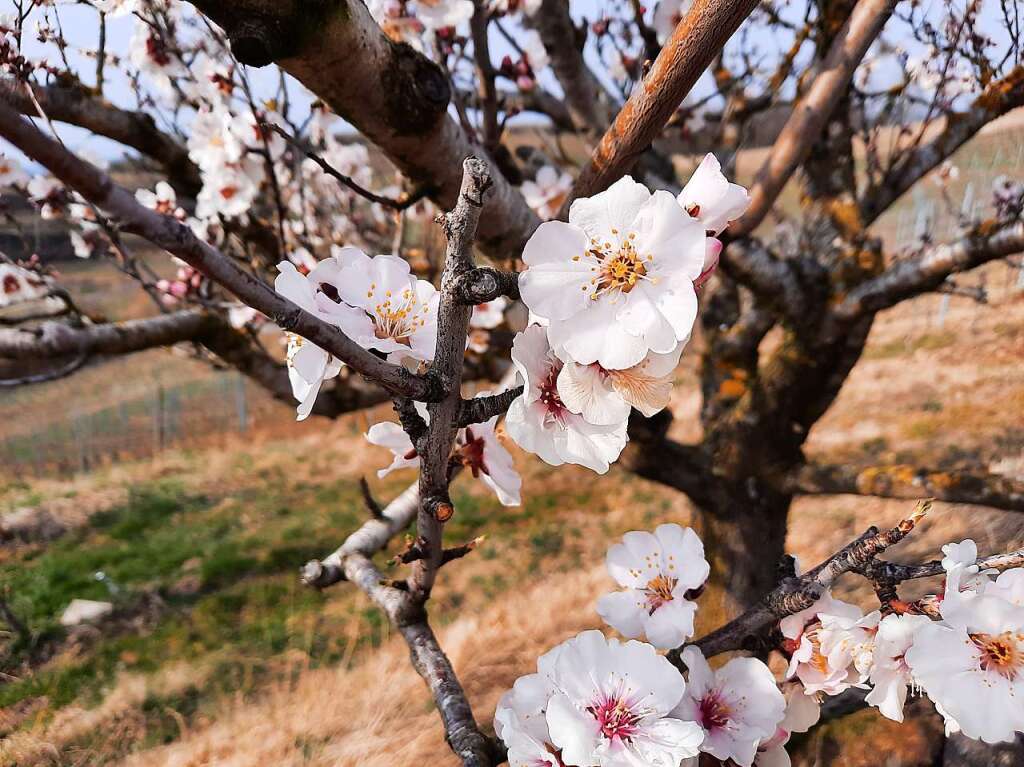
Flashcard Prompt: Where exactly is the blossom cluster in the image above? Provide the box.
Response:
[506,155,749,474]
[497,527,1024,767]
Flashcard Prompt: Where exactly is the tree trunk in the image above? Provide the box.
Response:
[695,482,792,629]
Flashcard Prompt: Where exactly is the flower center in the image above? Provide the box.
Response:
[588,695,642,742]
[698,690,732,731]
[2,274,18,295]
[971,632,1024,679]
[458,428,489,478]
[370,286,429,346]
[538,364,567,424]
[582,231,653,299]
[643,574,677,614]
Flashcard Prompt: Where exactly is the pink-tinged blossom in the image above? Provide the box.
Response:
[455,410,522,506]
[519,176,706,370]
[780,593,863,695]
[136,181,185,219]
[542,630,704,767]
[505,325,628,474]
[521,166,573,221]
[27,176,67,219]
[366,397,521,506]
[672,646,785,767]
[752,683,820,767]
[0,263,47,307]
[596,524,709,648]
[677,154,751,235]
[556,342,683,426]
[906,589,1024,743]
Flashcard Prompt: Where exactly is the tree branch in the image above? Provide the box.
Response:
[0,310,212,358]
[560,0,760,209]
[783,462,1024,513]
[0,78,200,194]
[0,101,436,401]
[409,157,493,600]
[457,386,523,427]
[861,66,1024,225]
[835,219,1024,320]
[731,0,895,238]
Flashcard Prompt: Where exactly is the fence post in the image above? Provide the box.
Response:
[235,375,249,434]
[154,384,166,455]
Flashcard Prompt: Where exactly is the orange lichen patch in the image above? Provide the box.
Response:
[825,197,865,239]
[718,378,748,399]
[974,65,1024,112]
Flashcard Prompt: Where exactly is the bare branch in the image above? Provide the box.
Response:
[0,79,201,193]
[732,0,896,238]
[682,502,931,660]
[453,266,520,304]
[410,157,493,600]
[263,121,433,210]
[561,0,760,209]
[862,66,1024,225]
[835,219,1024,320]
[0,101,436,401]
[300,482,421,589]
[457,386,523,427]
[784,461,1024,513]
[0,310,212,358]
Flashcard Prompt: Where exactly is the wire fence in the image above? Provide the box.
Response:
[1,372,283,478]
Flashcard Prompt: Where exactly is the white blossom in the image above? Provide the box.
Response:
[414,0,474,30]
[597,524,709,648]
[505,324,628,474]
[818,609,881,684]
[677,154,751,235]
[332,246,439,366]
[672,646,785,767]
[864,613,931,722]
[470,297,508,330]
[0,154,28,188]
[519,176,707,370]
[906,589,1024,743]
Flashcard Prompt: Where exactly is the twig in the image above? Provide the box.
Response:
[453,266,520,304]
[262,121,433,211]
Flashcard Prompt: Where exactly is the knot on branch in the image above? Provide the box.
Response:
[228,18,289,67]
[453,267,520,305]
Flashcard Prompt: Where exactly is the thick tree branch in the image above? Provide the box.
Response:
[0,310,211,358]
[617,411,716,508]
[0,101,436,400]
[561,0,760,209]
[0,79,200,194]
[189,0,539,258]
[784,462,1024,513]
[732,0,895,238]
[835,219,1024,320]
